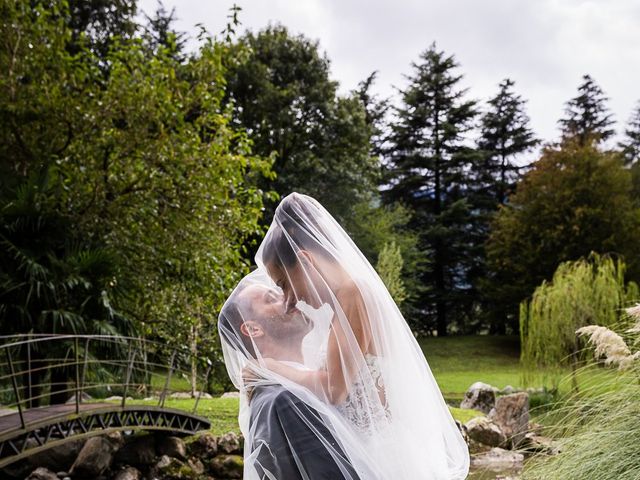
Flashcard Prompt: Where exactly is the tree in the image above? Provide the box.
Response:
[383,42,479,335]
[486,140,640,333]
[474,78,539,333]
[0,0,274,391]
[223,24,379,230]
[355,71,390,160]
[141,0,187,60]
[519,253,638,390]
[619,101,640,166]
[476,78,539,205]
[558,74,615,147]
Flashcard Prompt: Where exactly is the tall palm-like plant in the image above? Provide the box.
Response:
[0,164,135,404]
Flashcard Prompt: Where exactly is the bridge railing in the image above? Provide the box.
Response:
[0,334,213,429]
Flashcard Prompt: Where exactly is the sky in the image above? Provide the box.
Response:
[138,0,640,157]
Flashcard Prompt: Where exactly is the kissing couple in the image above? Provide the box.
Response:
[218,192,470,480]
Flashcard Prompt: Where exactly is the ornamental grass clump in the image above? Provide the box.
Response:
[521,304,640,480]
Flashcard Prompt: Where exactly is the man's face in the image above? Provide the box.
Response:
[240,284,312,340]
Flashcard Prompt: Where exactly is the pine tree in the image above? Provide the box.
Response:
[559,74,615,146]
[383,42,479,336]
[619,101,640,166]
[476,78,539,205]
[355,71,390,160]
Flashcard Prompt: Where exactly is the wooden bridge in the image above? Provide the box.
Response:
[0,334,213,468]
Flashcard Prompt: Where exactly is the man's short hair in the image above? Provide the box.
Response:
[219,290,257,358]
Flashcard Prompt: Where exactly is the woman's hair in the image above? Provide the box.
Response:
[261,193,335,270]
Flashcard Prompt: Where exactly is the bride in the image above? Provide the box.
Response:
[219,192,470,479]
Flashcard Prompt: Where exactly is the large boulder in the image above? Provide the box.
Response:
[217,432,243,454]
[209,454,243,479]
[113,466,142,480]
[156,435,187,460]
[69,432,123,477]
[113,434,157,467]
[488,392,529,448]
[188,432,218,459]
[470,446,524,470]
[25,468,58,480]
[465,416,507,448]
[460,382,497,414]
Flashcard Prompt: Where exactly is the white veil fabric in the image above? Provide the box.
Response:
[218,192,470,480]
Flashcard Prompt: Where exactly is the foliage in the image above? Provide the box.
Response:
[619,100,640,166]
[0,0,274,389]
[519,253,639,389]
[486,140,640,331]
[558,74,615,147]
[375,241,407,306]
[521,307,640,480]
[223,24,379,231]
[383,42,480,335]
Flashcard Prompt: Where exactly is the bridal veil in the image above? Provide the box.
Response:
[218,192,470,479]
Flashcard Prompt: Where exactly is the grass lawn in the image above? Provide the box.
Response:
[98,335,625,435]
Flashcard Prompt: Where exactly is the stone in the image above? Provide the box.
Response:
[470,447,524,469]
[209,454,243,479]
[69,434,122,477]
[220,391,240,399]
[26,438,86,472]
[65,392,93,404]
[217,432,242,454]
[520,432,562,455]
[25,467,58,480]
[152,455,203,479]
[113,466,141,480]
[488,392,529,449]
[460,382,496,414]
[169,392,192,399]
[188,432,218,458]
[501,385,516,395]
[113,433,157,467]
[156,435,187,460]
[465,416,507,448]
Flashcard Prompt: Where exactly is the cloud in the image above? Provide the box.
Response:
[138,0,640,145]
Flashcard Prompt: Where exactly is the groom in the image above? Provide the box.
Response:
[219,282,361,480]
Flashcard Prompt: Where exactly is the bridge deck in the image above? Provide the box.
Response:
[0,403,114,433]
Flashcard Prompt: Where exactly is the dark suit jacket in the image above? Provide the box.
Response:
[249,385,362,480]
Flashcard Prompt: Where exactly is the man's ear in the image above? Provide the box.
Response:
[240,321,264,338]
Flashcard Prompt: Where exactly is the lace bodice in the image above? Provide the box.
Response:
[336,354,391,435]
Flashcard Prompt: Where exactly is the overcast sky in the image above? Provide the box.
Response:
[139,0,640,156]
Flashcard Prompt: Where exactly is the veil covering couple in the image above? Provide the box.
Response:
[218,192,470,479]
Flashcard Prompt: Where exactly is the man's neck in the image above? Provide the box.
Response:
[259,343,304,363]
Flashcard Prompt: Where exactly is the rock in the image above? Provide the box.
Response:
[501,385,516,395]
[528,421,544,435]
[220,391,240,399]
[461,382,496,414]
[113,466,141,480]
[65,392,93,404]
[69,434,122,477]
[470,447,524,469]
[25,467,59,480]
[465,416,507,448]
[169,392,192,399]
[188,432,218,458]
[520,432,562,455]
[217,432,242,454]
[209,454,243,479]
[488,392,529,449]
[454,420,469,444]
[113,434,157,467]
[152,455,203,479]
[156,435,187,460]
[26,438,86,472]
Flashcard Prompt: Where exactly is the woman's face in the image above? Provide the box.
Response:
[266,252,323,310]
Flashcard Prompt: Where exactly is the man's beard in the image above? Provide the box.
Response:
[263,308,312,341]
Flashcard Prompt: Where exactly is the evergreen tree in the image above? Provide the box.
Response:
[619,101,640,166]
[355,71,390,160]
[383,42,479,336]
[476,78,539,205]
[142,1,187,60]
[559,74,615,146]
